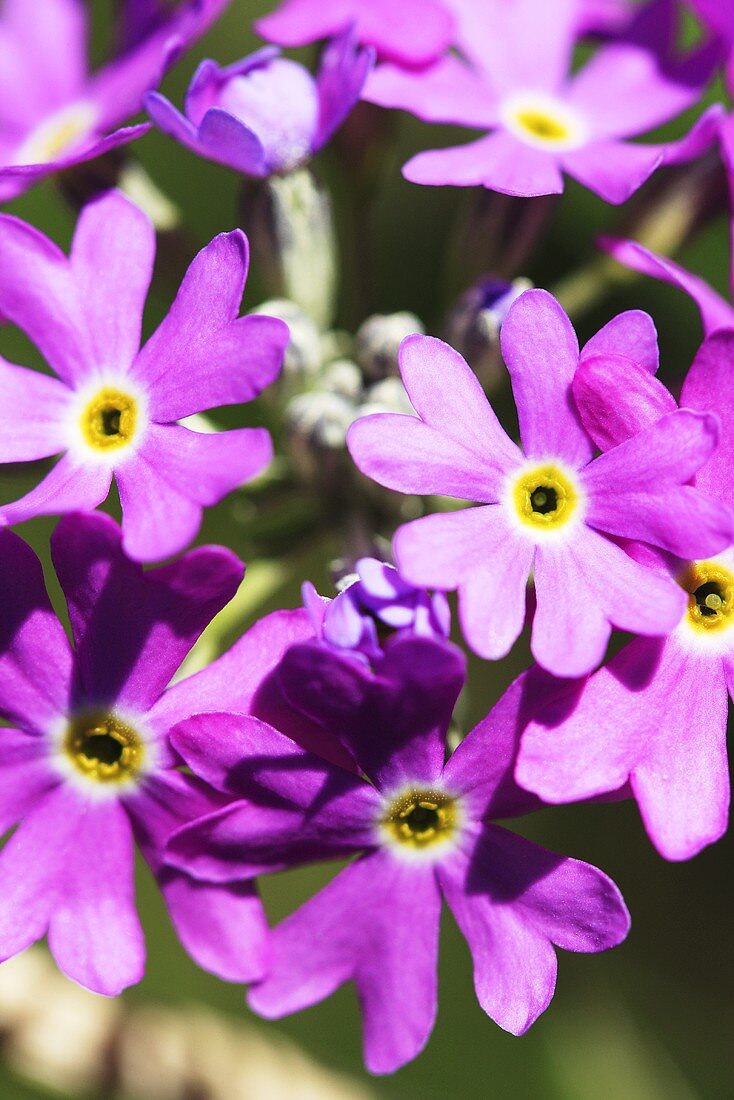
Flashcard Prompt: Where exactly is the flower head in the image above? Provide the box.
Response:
[303,557,450,664]
[364,0,721,203]
[0,190,288,561]
[146,32,373,178]
[0,0,230,202]
[167,639,629,1073]
[0,512,273,994]
[347,290,733,677]
[516,329,734,860]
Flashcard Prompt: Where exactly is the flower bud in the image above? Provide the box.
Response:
[355,311,424,381]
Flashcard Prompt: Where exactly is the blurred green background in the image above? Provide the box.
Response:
[0,1,733,1096]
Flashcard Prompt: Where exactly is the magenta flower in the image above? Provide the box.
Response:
[0,0,230,202]
[0,190,287,562]
[166,641,629,1074]
[347,290,733,677]
[517,331,734,861]
[687,0,734,93]
[364,0,721,202]
[254,0,455,68]
[302,557,450,665]
[0,512,273,994]
[146,33,373,178]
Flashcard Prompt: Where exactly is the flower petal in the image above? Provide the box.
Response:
[314,29,374,151]
[0,728,58,835]
[248,852,441,1075]
[680,332,734,503]
[0,453,112,527]
[500,289,590,465]
[562,139,663,205]
[0,530,72,732]
[47,796,145,996]
[572,353,677,452]
[131,233,287,420]
[51,511,243,712]
[580,310,659,375]
[70,190,155,374]
[599,238,734,337]
[405,131,565,197]
[0,357,72,461]
[364,55,499,129]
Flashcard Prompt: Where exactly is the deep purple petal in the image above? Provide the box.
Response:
[248,852,441,1075]
[0,530,72,732]
[315,30,373,151]
[500,289,591,465]
[70,190,155,374]
[51,511,243,712]
[277,636,465,789]
[572,353,677,451]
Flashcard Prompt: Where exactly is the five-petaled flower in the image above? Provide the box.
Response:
[0,0,230,202]
[166,636,629,1074]
[364,0,722,202]
[347,290,734,677]
[0,189,288,562]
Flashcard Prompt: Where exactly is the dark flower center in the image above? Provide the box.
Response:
[80,387,138,452]
[381,789,459,851]
[64,710,145,785]
[530,485,558,514]
[682,561,734,635]
[100,406,123,436]
[693,580,725,617]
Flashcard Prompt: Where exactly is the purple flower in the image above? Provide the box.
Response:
[347,289,733,678]
[146,32,373,178]
[166,639,629,1074]
[0,512,273,994]
[254,0,455,68]
[0,190,288,562]
[687,0,734,93]
[0,0,230,202]
[302,557,450,665]
[516,330,734,861]
[364,0,722,203]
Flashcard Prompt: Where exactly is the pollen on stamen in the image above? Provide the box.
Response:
[80,387,138,452]
[63,710,146,786]
[512,463,580,533]
[681,562,734,635]
[380,788,460,858]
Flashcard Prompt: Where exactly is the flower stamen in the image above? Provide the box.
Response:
[682,562,734,634]
[381,788,458,853]
[512,463,579,531]
[64,710,145,785]
[80,387,138,452]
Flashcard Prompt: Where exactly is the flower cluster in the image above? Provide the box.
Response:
[0,0,733,1084]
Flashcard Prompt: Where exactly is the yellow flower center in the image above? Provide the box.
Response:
[64,710,145,785]
[381,789,458,852]
[15,103,97,165]
[80,387,138,452]
[682,561,734,634]
[515,108,571,143]
[512,463,579,530]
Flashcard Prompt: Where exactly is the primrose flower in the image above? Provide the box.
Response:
[166,640,629,1074]
[0,512,273,995]
[0,190,287,562]
[0,0,230,202]
[687,0,734,93]
[364,0,721,203]
[517,331,734,861]
[302,557,450,665]
[347,290,733,678]
[146,33,373,178]
[254,0,455,68]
